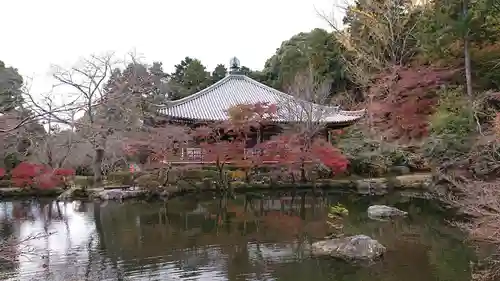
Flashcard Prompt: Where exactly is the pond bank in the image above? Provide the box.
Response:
[0,173,433,201]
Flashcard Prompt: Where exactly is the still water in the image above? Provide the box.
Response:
[0,191,473,281]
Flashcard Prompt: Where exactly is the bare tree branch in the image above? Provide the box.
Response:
[278,65,334,138]
[0,231,55,262]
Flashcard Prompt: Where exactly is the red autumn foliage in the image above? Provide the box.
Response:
[124,101,347,183]
[124,102,277,167]
[193,126,247,169]
[10,162,75,189]
[226,102,278,131]
[258,134,349,176]
[193,102,278,167]
[370,66,458,141]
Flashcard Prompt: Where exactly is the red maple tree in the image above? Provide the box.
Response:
[10,162,75,189]
[370,66,457,141]
[257,133,348,182]
[193,102,278,188]
[192,124,248,190]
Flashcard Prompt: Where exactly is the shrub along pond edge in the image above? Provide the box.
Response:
[0,173,433,201]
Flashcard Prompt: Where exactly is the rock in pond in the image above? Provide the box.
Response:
[311,235,386,261]
[367,205,407,219]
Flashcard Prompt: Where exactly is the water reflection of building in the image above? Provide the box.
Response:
[249,196,327,211]
[0,194,475,281]
[189,204,209,214]
[0,194,336,280]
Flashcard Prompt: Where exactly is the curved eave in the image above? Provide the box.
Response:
[158,73,366,126]
[158,108,366,126]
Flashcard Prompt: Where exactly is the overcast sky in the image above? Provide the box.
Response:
[2,0,343,95]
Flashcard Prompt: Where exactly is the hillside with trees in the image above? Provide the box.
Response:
[320,0,500,279]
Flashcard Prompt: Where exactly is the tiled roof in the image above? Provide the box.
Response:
[159,74,365,124]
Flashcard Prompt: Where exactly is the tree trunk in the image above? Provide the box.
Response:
[300,161,307,183]
[464,40,473,97]
[463,0,473,98]
[368,94,375,135]
[93,148,105,187]
[217,160,224,194]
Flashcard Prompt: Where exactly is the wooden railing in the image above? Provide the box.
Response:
[180,148,261,161]
[163,147,270,165]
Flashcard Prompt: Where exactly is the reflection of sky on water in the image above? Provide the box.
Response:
[1,202,95,280]
[123,249,230,280]
[0,195,473,281]
[0,201,250,280]
[0,199,315,280]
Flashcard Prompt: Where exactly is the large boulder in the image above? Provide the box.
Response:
[311,235,386,261]
[367,205,407,220]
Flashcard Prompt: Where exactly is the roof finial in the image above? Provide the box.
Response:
[228,57,240,75]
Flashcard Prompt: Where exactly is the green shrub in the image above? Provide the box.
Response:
[200,178,214,189]
[74,176,94,187]
[335,127,421,176]
[252,173,272,183]
[135,174,157,186]
[425,86,475,159]
[0,180,11,187]
[254,166,272,173]
[231,181,247,189]
[471,43,500,91]
[429,87,474,138]
[75,165,93,176]
[182,169,219,180]
[201,165,239,171]
[107,171,134,185]
[176,180,195,191]
[3,153,21,171]
[201,166,218,172]
[140,179,160,190]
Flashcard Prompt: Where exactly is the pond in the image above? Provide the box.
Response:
[0,191,474,281]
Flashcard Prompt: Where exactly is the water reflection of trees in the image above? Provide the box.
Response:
[0,199,73,280]
[90,191,473,280]
[0,192,474,280]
